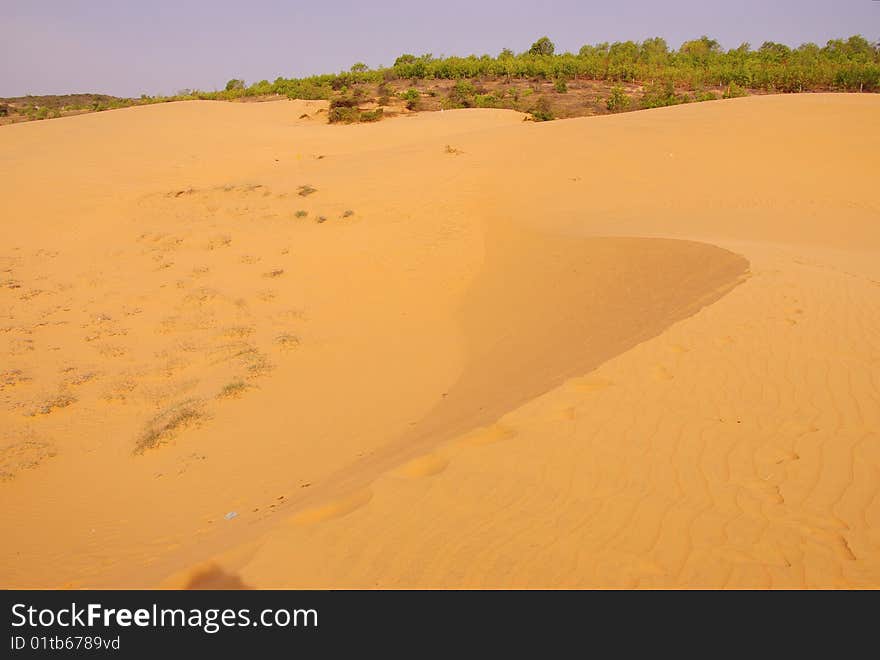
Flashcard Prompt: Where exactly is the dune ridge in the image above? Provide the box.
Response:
[1,94,878,588]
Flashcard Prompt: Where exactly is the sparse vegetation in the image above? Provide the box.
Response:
[641,79,683,108]
[135,400,204,454]
[28,393,76,417]
[342,210,354,218]
[4,34,877,126]
[530,97,554,121]
[294,209,308,218]
[218,381,249,398]
[276,333,301,350]
[297,185,317,197]
[723,82,748,98]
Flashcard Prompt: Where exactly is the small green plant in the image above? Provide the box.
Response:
[606,85,630,112]
[294,210,308,218]
[693,90,719,102]
[554,78,568,93]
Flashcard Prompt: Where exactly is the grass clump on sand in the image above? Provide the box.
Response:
[276,333,301,350]
[135,400,204,454]
[218,381,249,399]
[297,184,317,197]
[294,209,308,218]
[28,393,76,417]
[342,209,354,218]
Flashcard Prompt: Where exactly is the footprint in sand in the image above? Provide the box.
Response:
[290,489,373,525]
[651,365,674,381]
[455,423,516,446]
[396,452,450,478]
[567,376,614,393]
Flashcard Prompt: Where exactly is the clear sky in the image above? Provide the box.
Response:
[1,0,878,97]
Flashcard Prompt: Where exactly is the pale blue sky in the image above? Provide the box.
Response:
[1,1,878,97]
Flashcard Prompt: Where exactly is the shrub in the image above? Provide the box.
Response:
[722,82,747,98]
[606,85,630,112]
[694,90,719,102]
[328,106,359,123]
[446,79,477,108]
[377,82,392,105]
[225,79,245,91]
[359,108,384,122]
[530,97,554,121]
[554,78,568,93]
[400,88,421,110]
[641,79,682,108]
[474,93,501,108]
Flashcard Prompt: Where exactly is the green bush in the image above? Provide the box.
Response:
[554,78,568,93]
[328,105,360,123]
[360,108,384,122]
[225,79,245,91]
[400,88,421,110]
[606,85,630,112]
[641,79,683,108]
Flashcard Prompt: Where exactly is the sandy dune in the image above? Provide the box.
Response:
[1,94,878,588]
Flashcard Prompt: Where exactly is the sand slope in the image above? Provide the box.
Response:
[1,95,878,588]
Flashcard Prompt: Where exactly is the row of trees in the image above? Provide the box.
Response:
[209,34,879,102]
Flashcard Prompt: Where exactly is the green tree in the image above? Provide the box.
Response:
[529,36,555,56]
[225,79,245,91]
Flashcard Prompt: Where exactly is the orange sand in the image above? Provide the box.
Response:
[1,94,878,588]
